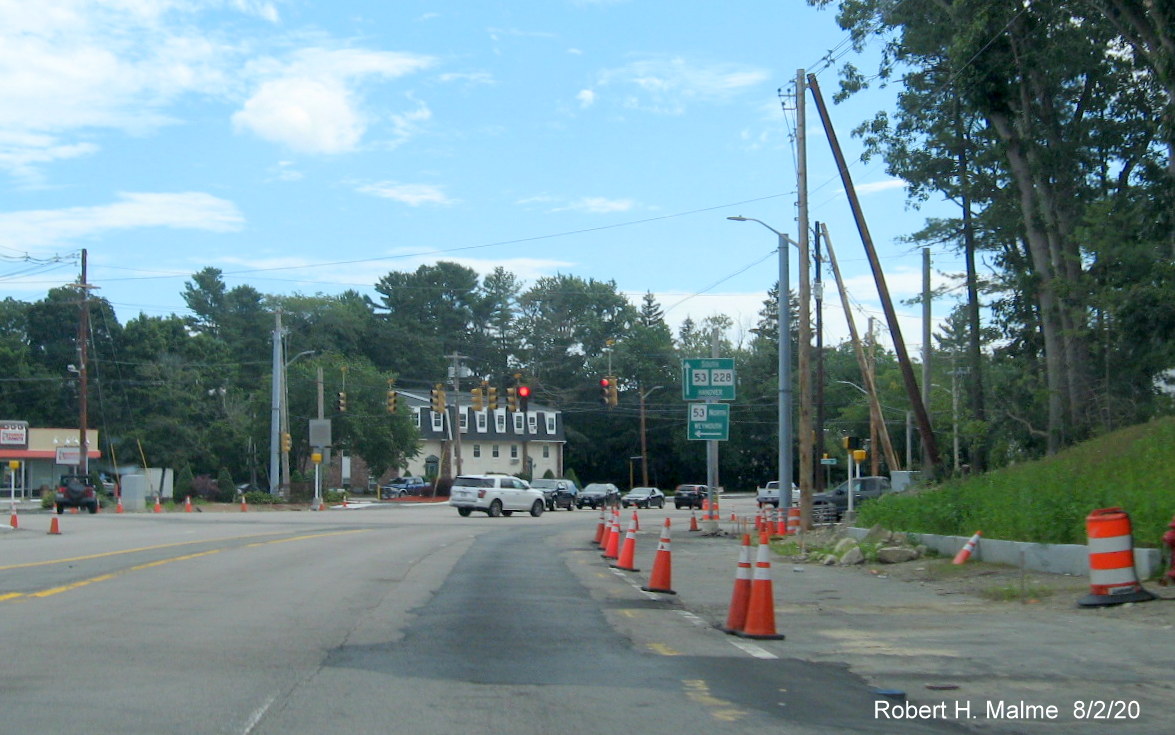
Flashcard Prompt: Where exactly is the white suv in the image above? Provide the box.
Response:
[449,475,545,518]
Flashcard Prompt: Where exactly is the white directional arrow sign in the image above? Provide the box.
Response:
[687,403,729,441]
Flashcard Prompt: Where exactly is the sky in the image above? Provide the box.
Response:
[0,0,967,356]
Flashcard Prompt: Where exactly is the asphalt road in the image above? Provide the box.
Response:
[0,502,967,735]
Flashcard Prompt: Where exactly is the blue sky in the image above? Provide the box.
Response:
[0,0,965,350]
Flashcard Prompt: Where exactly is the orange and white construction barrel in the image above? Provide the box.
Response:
[1078,507,1155,607]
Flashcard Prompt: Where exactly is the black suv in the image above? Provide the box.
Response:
[530,479,580,511]
[673,484,707,509]
[55,474,99,514]
[811,476,891,522]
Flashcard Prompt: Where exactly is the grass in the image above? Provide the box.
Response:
[858,416,1175,546]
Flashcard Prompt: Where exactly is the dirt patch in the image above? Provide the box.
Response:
[780,526,1175,627]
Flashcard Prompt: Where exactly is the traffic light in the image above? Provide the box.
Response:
[430,384,446,413]
[842,436,862,450]
[506,386,518,412]
[471,386,484,411]
[486,385,499,410]
[599,378,611,405]
[517,385,531,413]
[281,432,291,452]
[607,376,618,407]
[336,391,347,412]
[386,389,398,413]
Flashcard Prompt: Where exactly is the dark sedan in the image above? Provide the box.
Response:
[621,487,665,509]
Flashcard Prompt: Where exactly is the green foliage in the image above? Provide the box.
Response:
[174,465,194,500]
[244,490,279,505]
[216,467,235,502]
[858,417,1175,544]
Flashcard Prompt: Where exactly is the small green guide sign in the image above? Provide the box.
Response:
[687,403,730,441]
[681,358,736,401]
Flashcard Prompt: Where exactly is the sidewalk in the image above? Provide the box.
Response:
[570,503,1173,735]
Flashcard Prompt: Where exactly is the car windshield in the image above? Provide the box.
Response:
[455,476,493,488]
[530,480,557,488]
[628,489,651,497]
[583,484,608,493]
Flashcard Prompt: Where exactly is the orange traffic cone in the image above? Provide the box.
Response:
[9,508,17,529]
[602,510,621,560]
[593,507,607,546]
[153,496,163,513]
[116,498,124,514]
[48,516,62,535]
[642,518,676,595]
[632,509,640,532]
[184,496,193,513]
[70,506,79,514]
[952,531,982,565]
[722,534,753,633]
[739,533,784,640]
[688,509,699,532]
[787,507,801,536]
[241,496,249,512]
[611,518,640,572]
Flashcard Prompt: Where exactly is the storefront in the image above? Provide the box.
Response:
[0,421,101,499]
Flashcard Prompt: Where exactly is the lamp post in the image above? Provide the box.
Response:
[727,216,797,514]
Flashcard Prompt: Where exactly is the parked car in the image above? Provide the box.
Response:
[577,482,620,509]
[55,474,98,514]
[811,476,892,522]
[621,487,665,509]
[382,476,429,498]
[673,484,708,509]
[448,474,544,518]
[529,478,580,511]
[755,480,800,508]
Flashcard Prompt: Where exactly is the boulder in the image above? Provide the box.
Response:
[833,537,859,555]
[862,524,891,543]
[876,546,920,564]
[840,547,865,565]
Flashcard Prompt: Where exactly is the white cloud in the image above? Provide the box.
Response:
[557,196,634,213]
[594,56,769,114]
[233,48,435,153]
[857,178,908,195]
[0,192,244,253]
[576,89,596,108]
[357,181,455,207]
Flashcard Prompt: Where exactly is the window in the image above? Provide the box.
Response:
[527,414,538,433]
[495,411,506,433]
[476,411,487,431]
[511,445,518,459]
[513,413,524,433]
[492,445,500,458]
[412,408,422,428]
[542,445,550,458]
[430,410,443,432]
[472,444,481,458]
[545,414,556,434]
[459,410,468,432]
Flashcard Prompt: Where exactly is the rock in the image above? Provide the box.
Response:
[822,555,837,566]
[833,537,859,555]
[876,546,920,564]
[840,547,865,565]
[862,524,891,543]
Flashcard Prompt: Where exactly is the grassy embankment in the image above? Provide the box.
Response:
[857,416,1175,546]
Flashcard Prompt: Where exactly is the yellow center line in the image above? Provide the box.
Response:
[0,530,294,571]
[3,529,370,601]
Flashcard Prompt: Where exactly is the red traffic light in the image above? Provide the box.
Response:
[600,378,610,387]
[517,385,531,398]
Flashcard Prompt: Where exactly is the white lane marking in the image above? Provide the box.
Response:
[728,639,778,659]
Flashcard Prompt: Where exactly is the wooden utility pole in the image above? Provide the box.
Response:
[807,74,941,472]
[796,69,815,514]
[77,249,90,476]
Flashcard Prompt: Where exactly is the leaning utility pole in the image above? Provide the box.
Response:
[807,74,941,472]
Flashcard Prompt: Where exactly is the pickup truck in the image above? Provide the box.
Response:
[755,480,799,508]
[381,476,429,498]
[810,476,891,522]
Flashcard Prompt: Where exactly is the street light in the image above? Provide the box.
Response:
[727,216,798,513]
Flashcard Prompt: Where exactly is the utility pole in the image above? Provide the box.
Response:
[922,246,933,471]
[795,68,815,519]
[269,311,283,494]
[448,353,467,476]
[814,222,826,490]
[807,74,941,472]
[76,249,92,476]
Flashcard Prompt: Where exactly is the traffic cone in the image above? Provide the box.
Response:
[9,508,17,529]
[603,510,621,560]
[739,533,784,640]
[775,507,787,536]
[642,518,676,594]
[48,516,62,535]
[70,506,79,514]
[689,509,699,532]
[241,496,249,512]
[722,534,753,633]
[184,496,193,513]
[611,518,640,572]
[632,509,640,532]
[116,498,124,514]
[787,507,801,536]
[952,531,982,565]
[593,507,607,546]
[153,496,163,513]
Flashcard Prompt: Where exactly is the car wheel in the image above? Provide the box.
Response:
[502,510,514,516]
[457,507,472,516]
[56,504,64,515]
[488,500,503,517]
[566,502,575,511]
[88,502,98,514]
[656,498,664,508]
[530,501,544,517]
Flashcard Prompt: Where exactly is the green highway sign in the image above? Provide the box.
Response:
[687,403,730,441]
[682,358,736,400]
